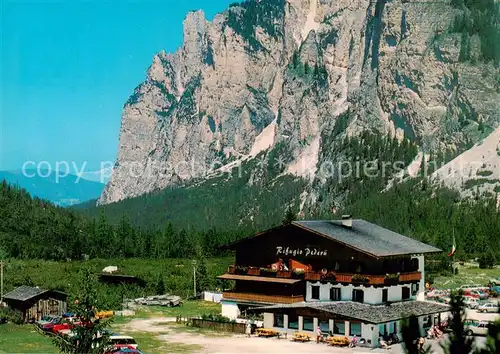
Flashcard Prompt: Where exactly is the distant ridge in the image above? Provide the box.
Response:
[0,169,105,206]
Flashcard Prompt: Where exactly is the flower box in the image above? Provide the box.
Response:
[320,272,337,282]
[384,273,400,285]
[351,274,369,283]
[277,271,292,278]
[260,268,277,277]
[234,266,248,275]
[247,267,260,276]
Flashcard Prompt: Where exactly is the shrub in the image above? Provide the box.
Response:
[201,312,233,323]
[0,307,23,325]
[478,251,496,269]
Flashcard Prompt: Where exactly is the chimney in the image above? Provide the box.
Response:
[341,215,353,228]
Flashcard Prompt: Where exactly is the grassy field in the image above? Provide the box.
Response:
[0,301,221,354]
[2,257,232,310]
[433,266,499,289]
[0,323,58,354]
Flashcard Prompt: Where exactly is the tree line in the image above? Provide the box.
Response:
[0,180,239,260]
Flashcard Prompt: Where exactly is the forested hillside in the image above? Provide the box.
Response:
[0,180,237,260]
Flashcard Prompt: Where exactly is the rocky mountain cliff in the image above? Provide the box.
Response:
[99,0,500,205]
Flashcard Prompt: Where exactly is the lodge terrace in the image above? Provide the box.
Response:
[217,217,450,348]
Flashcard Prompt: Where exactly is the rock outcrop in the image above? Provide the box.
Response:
[99,0,500,205]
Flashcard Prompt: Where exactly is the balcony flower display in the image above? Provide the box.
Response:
[351,273,369,283]
[234,266,248,275]
[292,269,305,279]
[260,268,277,277]
[384,272,400,284]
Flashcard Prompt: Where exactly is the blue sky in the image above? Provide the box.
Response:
[1,0,235,172]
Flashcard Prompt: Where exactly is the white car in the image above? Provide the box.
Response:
[465,321,489,336]
[426,289,448,299]
[464,297,479,309]
[477,302,499,313]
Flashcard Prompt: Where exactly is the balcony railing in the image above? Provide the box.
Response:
[226,266,421,285]
[223,292,304,304]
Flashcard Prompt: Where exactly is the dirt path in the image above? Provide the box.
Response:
[117,316,490,353]
[121,317,177,333]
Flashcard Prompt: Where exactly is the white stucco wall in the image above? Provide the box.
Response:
[306,282,417,304]
[412,255,426,301]
[263,312,273,328]
[221,301,240,320]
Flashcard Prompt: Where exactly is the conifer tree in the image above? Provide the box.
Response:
[282,206,296,225]
[53,269,113,354]
[155,274,165,295]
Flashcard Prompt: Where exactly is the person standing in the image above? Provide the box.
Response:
[245,322,252,337]
[316,326,322,343]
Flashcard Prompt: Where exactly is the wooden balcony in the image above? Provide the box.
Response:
[225,266,421,286]
[399,271,422,282]
[223,292,304,304]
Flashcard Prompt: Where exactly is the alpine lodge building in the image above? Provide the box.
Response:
[217,217,450,348]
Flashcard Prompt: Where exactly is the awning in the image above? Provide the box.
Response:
[217,274,302,284]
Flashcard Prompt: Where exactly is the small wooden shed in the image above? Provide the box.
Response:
[3,285,68,322]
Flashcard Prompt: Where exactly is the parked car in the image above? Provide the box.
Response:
[426,289,448,300]
[50,320,74,334]
[464,290,488,300]
[108,335,138,350]
[36,315,59,328]
[41,317,62,332]
[464,297,480,309]
[460,284,488,292]
[465,320,489,336]
[477,302,499,313]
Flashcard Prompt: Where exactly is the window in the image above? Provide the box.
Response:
[288,314,299,330]
[350,322,362,336]
[352,289,364,303]
[273,314,284,328]
[411,258,419,271]
[311,285,320,300]
[303,317,314,331]
[382,289,388,303]
[334,321,345,335]
[379,324,387,336]
[412,283,419,296]
[330,287,341,301]
[319,320,329,334]
[402,286,410,300]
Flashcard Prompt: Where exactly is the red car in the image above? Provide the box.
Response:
[52,320,76,334]
[463,290,480,299]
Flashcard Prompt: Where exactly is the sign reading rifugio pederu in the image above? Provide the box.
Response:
[276,246,328,257]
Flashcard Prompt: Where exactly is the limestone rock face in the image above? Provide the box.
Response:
[98,0,500,205]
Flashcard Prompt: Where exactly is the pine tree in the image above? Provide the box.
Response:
[441,291,474,354]
[401,315,431,354]
[155,274,165,295]
[282,206,296,225]
[195,245,209,293]
[53,268,113,353]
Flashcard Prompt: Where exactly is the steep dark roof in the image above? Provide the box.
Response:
[293,220,441,257]
[3,285,46,302]
[252,301,450,324]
